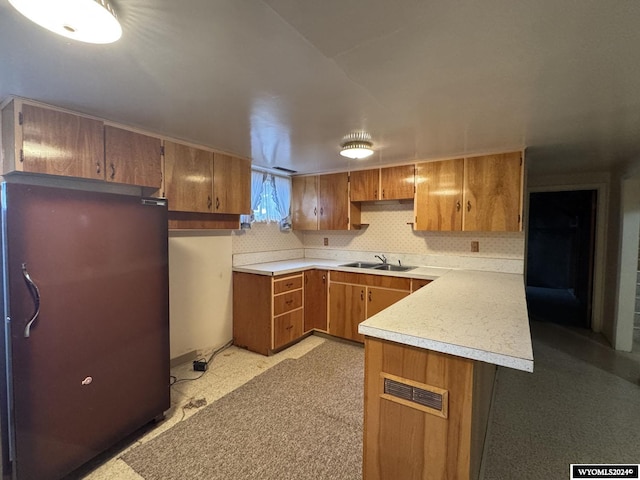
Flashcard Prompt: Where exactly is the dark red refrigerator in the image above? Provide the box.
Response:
[0,182,170,480]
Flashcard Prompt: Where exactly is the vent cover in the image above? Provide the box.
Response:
[384,378,443,411]
[380,374,448,418]
[273,166,297,174]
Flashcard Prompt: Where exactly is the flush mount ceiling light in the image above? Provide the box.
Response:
[340,131,374,159]
[8,0,122,44]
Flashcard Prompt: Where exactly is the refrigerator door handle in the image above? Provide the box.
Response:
[21,263,41,338]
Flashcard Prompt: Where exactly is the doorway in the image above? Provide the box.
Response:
[526,190,597,328]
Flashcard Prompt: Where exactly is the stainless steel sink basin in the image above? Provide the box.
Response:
[340,261,380,268]
[372,264,416,272]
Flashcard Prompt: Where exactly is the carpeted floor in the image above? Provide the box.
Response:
[122,340,364,480]
[481,322,640,479]
[118,325,640,480]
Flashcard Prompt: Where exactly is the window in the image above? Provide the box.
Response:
[241,171,291,226]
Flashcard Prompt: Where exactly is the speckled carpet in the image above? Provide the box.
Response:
[481,322,640,479]
[122,340,364,480]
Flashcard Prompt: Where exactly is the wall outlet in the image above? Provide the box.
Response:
[471,241,479,252]
[323,237,329,246]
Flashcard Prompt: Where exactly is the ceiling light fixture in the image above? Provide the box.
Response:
[340,131,374,159]
[8,0,122,44]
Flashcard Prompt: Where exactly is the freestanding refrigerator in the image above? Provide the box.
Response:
[0,182,170,480]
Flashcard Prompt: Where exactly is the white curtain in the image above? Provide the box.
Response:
[240,170,266,225]
[272,175,291,221]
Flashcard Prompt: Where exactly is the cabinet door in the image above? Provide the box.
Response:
[292,176,318,230]
[21,103,104,180]
[163,141,213,213]
[415,159,464,231]
[319,172,349,230]
[350,169,379,201]
[329,283,365,342]
[233,272,272,356]
[213,153,251,214]
[366,287,410,318]
[104,126,162,188]
[463,152,522,232]
[273,310,304,350]
[380,165,415,200]
[304,269,328,331]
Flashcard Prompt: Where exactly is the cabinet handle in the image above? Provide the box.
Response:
[286,325,293,330]
[456,201,461,211]
[109,163,115,180]
[467,200,471,212]
[361,290,364,301]
[285,282,293,287]
[207,195,212,210]
[382,189,385,199]
[374,189,377,199]
[216,197,220,210]
[368,290,372,302]
[314,207,317,216]
[322,275,326,282]
[96,162,101,175]
[286,300,293,305]
[320,207,324,216]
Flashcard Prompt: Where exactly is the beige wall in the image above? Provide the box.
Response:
[169,232,233,359]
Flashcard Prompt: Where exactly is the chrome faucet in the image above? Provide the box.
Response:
[374,254,387,264]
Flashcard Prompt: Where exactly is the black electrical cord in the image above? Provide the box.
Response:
[170,339,234,386]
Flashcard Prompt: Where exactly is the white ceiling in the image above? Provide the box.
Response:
[1,0,640,176]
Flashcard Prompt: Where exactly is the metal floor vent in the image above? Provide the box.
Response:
[384,378,443,411]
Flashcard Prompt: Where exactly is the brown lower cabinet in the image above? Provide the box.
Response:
[233,271,305,355]
[363,337,496,480]
[233,268,432,354]
[328,271,411,343]
[304,269,328,331]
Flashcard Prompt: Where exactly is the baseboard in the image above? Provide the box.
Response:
[170,350,198,368]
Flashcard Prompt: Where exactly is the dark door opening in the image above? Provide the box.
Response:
[526,190,597,328]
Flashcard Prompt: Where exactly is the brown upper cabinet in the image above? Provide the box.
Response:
[212,153,251,214]
[104,126,162,189]
[292,172,361,230]
[163,141,214,213]
[414,151,523,232]
[163,142,251,215]
[2,99,104,181]
[350,165,415,201]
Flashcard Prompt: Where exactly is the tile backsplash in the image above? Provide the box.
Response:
[303,203,524,258]
[232,203,525,272]
[232,222,304,253]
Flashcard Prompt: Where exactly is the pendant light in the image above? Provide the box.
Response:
[340,131,374,159]
[8,0,122,44]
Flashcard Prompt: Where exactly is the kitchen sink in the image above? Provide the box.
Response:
[372,264,416,272]
[340,261,380,268]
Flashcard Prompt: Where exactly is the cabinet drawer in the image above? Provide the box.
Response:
[274,275,303,294]
[273,310,304,349]
[273,290,302,315]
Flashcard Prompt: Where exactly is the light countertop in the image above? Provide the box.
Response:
[232,258,449,281]
[359,269,534,372]
[233,258,533,372]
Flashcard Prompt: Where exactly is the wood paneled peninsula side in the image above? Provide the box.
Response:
[358,270,533,480]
